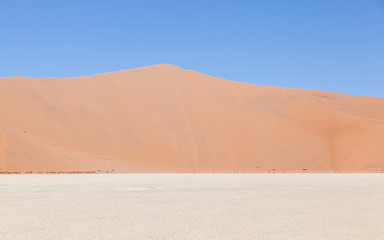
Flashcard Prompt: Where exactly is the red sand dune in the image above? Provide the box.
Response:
[0,64,384,172]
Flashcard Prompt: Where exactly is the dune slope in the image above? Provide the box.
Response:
[0,64,383,172]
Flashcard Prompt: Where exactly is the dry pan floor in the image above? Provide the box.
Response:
[1,174,384,240]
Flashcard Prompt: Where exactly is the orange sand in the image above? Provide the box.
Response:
[0,64,383,172]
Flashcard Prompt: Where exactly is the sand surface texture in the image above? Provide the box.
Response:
[1,64,384,172]
[1,173,384,240]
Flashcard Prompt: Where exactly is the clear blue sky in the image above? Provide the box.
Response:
[1,0,383,97]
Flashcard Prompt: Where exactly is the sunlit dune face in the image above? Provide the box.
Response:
[0,64,384,173]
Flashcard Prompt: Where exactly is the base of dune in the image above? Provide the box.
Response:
[1,174,384,240]
[2,170,384,174]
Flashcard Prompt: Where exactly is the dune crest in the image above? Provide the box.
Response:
[1,64,383,172]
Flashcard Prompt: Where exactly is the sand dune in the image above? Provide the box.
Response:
[0,64,383,172]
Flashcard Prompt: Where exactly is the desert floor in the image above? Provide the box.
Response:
[1,173,384,240]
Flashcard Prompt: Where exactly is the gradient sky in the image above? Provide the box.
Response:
[1,0,383,97]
